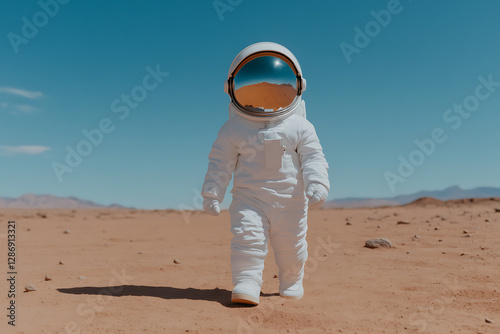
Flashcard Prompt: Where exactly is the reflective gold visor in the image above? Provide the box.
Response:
[233,56,298,113]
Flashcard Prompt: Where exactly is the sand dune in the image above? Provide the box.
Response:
[0,194,130,209]
[1,200,499,333]
[235,82,297,111]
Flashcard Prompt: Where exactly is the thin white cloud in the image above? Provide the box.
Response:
[0,87,43,99]
[13,104,37,114]
[0,145,51,156]
[0,102,37,115]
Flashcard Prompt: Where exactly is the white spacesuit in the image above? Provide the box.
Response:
[202,42,330,305]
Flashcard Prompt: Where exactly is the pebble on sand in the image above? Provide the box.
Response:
[364,238,393,249]
[397,221,411,225]
[77,276,87,280]
[173,259,181,264]
[25,285,36,292]
[485,318,494,323]
[37,213,47,219]
[45,275,52,281]
[346,222,352,226]
[494,208,500,213]
[59,260,65,265]
[64,229,71,234]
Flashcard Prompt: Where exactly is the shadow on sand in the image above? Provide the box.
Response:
[57,285,279,308]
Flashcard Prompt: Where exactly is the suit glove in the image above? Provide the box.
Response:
[203,198,221,216]
[306,183,329,209]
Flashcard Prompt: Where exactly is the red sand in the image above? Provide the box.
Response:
[235,82,296,111]
[1,200,499,333]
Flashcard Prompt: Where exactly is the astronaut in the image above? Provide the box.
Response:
[202,42,330,305]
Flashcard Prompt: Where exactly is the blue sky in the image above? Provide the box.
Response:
[1,0,499,209]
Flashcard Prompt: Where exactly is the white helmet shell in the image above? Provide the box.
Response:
[225,42,307,121]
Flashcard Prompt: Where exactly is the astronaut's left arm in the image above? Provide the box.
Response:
[297,121,330,208]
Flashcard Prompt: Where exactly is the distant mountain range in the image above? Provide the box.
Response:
[1,186,499,209]
[324,186,500,208]
[0,194,131,209]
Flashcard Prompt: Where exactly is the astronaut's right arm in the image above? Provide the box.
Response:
[201,123,238,215]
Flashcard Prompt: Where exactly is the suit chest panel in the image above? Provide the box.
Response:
[234,124,298,169]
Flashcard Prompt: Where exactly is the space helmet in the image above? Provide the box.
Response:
[225,42,307,119]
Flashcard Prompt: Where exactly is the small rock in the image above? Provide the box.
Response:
[346,222,352,226]
[173,259,181,264]
[441,217,447,221]
[434,227,439,231]
[138,251,144,255]
[485,318,494,323]
[494,208,500,213]
[37,213,47,219]
[27,228,31,231]
[485,219,490,222]
[407,252,410,254]
[397,221,411,225]
[364,238,393,249]
[64,229,71,234]
[438,239,443,242]
[464,234,471,238]
[45,275,52,281]
[442,252,446,254]
[377,225,381,228]
[58,260,65,265]
[460,253,466,256]
[273,274,278,278]
[25,284,36,292]
[77,276,86,280]
[412,235,420,241]
[463,230,468,234]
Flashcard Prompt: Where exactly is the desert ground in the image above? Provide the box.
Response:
[1,198,499,334]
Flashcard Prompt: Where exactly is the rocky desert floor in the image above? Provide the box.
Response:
[1,198,499,333]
